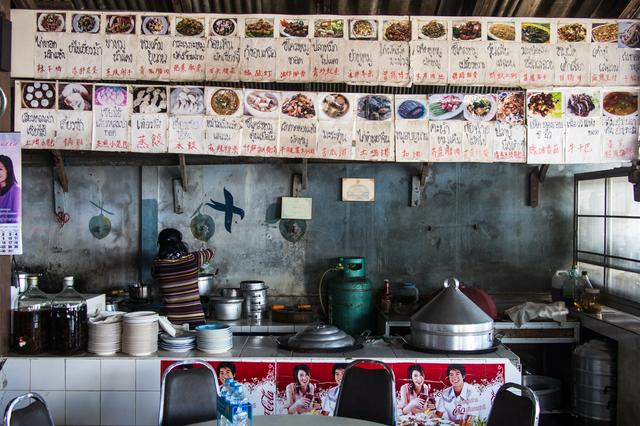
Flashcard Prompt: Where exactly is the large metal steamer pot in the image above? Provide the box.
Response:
[410,278,494,351]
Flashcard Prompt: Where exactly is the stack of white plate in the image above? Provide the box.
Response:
[159,332,196,352]
[88,313,124,356]
[122,311,159,356]
[196,324,233,353]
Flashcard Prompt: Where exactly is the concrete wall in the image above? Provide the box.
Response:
[18,162,608,297]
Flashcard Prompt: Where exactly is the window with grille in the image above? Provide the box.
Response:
[574,168,640,305]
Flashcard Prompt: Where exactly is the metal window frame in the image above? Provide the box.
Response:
[574,166,640,308]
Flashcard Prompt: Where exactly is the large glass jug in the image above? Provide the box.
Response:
[13,275,50,354]
[51,276,88,354]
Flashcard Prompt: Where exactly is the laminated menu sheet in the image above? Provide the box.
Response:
[310,17,346,83]
[15,81,58,149]
[171,16,206,81]
[137,14,172,81]
[204,87,243,156]
[130,85,169,153]
[241,88,279,156]
[618,21,640,87]
[427,93,464,162]
[602,88,639,162]
[590,22,621,87]
[493,91,527,163]
[240,16,277,82]
[92,84,130,151]
[461,101,495,162]
[448,19,487,85]
[394,95,429,162]
[484,18,521,87]
[316,92,355,161]
[378,17,411,86]
[554,20,590,86]
[167,86,206,154]
[353,94,394,161]
[520,19,556,87]
[564,88,603,163]
[345,17,380,85]
[526,90,565,163]
[278,92,318,158]
[205,15,241,82]
[34,31,68,80]
[56,82,93,150]
[63,19,103,80]
[276,16,311,82]
[102,34,137,80]
[410,18,449,85]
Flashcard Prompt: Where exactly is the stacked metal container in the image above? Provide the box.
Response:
[572,339,617,425]
[240,280,268,320]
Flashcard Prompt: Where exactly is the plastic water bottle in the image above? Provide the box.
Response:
[217,379,235,426]
[229,383,249,426]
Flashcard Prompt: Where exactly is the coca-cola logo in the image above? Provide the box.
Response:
[261,388,274,414]
[452,404,466,416]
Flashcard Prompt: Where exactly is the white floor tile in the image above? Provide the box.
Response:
[32,390,65,425]
[65,390,100,426]
[101,391,136,426]
[2,358,30,390]
[135,391,160,426]
[101,359,136,390]
[135,359,160,391]
[31,359,65,390]
[66,359,101,390]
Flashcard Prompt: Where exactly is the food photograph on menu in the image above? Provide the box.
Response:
[280,18,309,38]
[142,16,170,35]
[313,18,344,38]
[487,21,516,41]
[416,19,447,39]
[243,90,279,118]
[356,94,392,121]
[94,85,128,107]
[281,93,316,119]
[245,17,275,38]
[602,91,638,117]
[133,86,168,114]
[496,91,525,125]
[36,12,65,32]
[566,92,600,118]
[383,19,411,41]
[463,94,497,122]
[557,22,587,42]
[618,21,640,48]
[208,88,242,116]
[21,81,56,109]
[175,16,205,37]
[349,18,378,40]
[452,19,482,40]
[521,22,550,43]
[318,93,352,121]
[71,14,100,33]
[396,97,428,120]
[428,94,464,120]
[527,91,563,119]
[169,87,205,115]
[58,83,93,111]
[105,14,135,34]
[210,17,237,36]
[591,22,618,43]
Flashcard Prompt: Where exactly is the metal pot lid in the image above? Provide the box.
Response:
[288,323,355,349]
[240,280,267,291]
[410,278,493,330]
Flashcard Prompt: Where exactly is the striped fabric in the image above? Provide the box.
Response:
[153,248,214,326]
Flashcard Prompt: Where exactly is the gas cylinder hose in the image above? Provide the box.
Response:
[318,267,339,317]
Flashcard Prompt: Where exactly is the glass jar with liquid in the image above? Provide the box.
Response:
[13,275,50,354]
[50,276,88,354]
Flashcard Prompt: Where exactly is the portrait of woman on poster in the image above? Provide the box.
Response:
[286,364,317,414]
[0,155,20,224]
[399,364,435,415]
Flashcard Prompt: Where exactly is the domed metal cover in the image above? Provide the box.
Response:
[288,323,355,350]
[409,278,494,351]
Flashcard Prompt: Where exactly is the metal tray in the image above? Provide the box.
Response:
[275,334,365,353]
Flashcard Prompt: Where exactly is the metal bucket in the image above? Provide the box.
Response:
[572,340,616,424]
[523,375,562,412]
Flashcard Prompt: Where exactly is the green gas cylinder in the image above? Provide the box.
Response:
[328,257,373,335]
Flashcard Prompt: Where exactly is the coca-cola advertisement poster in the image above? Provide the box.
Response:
[160,360,276,415]
[275,361,348,416]
[393,362,504,426]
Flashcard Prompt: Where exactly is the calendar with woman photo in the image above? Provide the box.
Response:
[0,133,22,254]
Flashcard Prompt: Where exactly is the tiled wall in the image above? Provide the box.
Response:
[0,358,161,426]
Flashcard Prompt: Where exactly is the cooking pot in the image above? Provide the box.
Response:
[279,323,362,352]
[209,297,244,321]
[198,274,215,296]
[410,277,494,351]
[221,288,241,298]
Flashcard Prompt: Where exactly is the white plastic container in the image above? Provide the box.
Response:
[551,270,569,302]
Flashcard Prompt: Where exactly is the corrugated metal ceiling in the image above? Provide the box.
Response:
[10,0,640,18]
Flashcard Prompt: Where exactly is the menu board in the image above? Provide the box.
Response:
[278,92,318,157]
[131,86,168,153]
[204,15,241,82]
[15,81,58,149]
[526,90,564,163]
[204,87,243,156]
[554,27,590,87]
[171,17,206,81]
[167,86,206,154]
[316,92,354,160]
[602,88,639,162]
[485,19,520,87]
[520,20,555,87]
[461,94,495,162]
[310,17,346,83]
[493,91,527,163]
[564,88,602,163]
[56,82,93,150]
[394,95,429,162]
[276,17,311,82]
[354,94,394,161]
[428,94,464,162]
[240,17,277,82]
[92,84,130,151]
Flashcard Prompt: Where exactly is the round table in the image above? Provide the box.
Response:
[187,415,385,426]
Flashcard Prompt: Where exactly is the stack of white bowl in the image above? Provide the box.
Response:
[195,324,233,353]
[122,311,159,356]
[88,313,124,356]
[159,332,196,352]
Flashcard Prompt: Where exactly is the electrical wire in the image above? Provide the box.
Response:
[318,267,338,317]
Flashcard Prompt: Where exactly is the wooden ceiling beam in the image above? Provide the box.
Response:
[620,0,640,18]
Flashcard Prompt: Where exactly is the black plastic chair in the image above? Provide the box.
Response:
[3,392,55,426]
[159,359,219,426]
[487,382,540,426]
[334,359,396,426]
